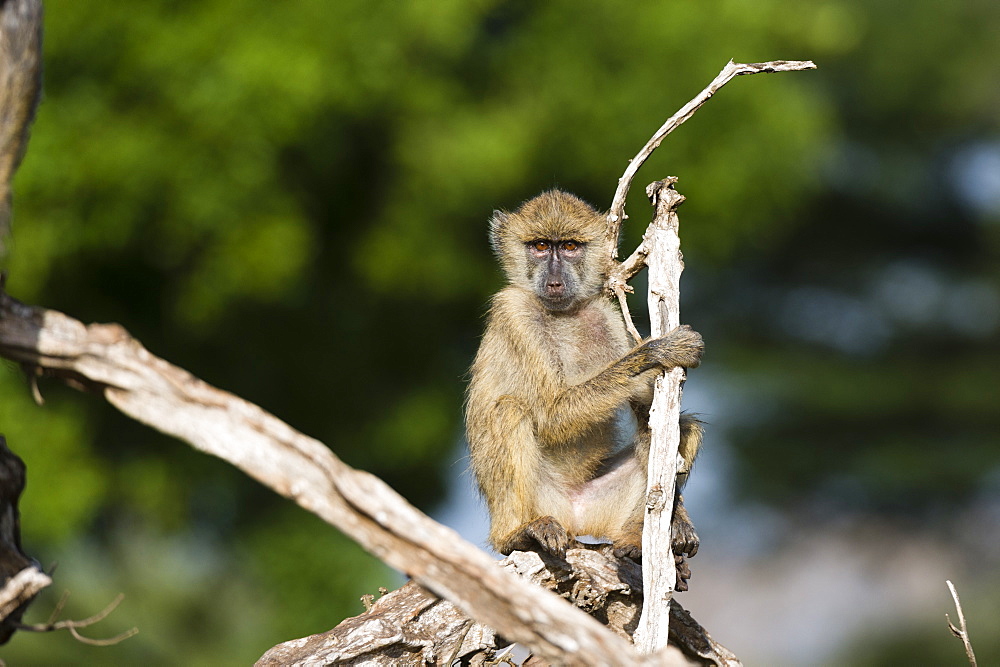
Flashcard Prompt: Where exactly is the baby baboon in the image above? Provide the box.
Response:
[466,190,703,577]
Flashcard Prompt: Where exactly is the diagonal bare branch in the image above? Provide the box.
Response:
[0,289,689,666]
[605,59,817,259]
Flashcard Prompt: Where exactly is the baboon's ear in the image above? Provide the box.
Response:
[488,210,510,256]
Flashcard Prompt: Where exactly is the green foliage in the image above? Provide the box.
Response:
[0,0,998,663]
[0,379,108,544]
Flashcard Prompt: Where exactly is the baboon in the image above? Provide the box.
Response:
[466,189,703,581]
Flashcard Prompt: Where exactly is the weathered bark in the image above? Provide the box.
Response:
[258,544,738,666]
[633,179,687,653]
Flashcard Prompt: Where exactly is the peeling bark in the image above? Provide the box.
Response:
[258,545,738,666]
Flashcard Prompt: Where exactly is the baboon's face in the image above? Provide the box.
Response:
[524,238,586,311]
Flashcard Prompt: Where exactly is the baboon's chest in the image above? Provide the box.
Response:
[548,306,625,384]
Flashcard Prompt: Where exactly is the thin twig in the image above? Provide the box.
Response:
[945,580,977,667]
[17,592,138,646]
[613,282,644,344]
[45,589,70,627]
[63,592,124,627]
[605,59,816,257]
[603,58,816,341]
[24,363,44,405]
[66,624,138,647]
[608,241,647,343]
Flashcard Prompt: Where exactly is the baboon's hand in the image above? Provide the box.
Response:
[675,554,693,592]
[671,513,700,558]
[612,542,642,561]
[523,515,571,558]
[641,325,704,371]
[500,516,572,559]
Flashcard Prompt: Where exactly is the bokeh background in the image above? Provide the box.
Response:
[1,1,998,664]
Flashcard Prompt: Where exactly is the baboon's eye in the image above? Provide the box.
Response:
[531,240,550,252]
[562,241,579,252]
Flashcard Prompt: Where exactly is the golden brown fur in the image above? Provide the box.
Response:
[466,190,704,564]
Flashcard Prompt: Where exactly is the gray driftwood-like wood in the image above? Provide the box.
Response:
[258,544,739,666]
[633,179,687,653]
[257,581,496,666]
[0,290,689,666]
[601,60,816,656]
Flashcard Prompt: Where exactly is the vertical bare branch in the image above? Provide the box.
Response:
[600,61,816,655]
[632,178,686,654]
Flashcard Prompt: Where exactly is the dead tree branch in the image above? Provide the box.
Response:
[604,59,816,262]
[15,591,138,646]
[0,289,684,666]
[604,59,817,337]
[632,178,687,654]
[258,544,735,666]
[597,59,815,655]
[945,580,977,667]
